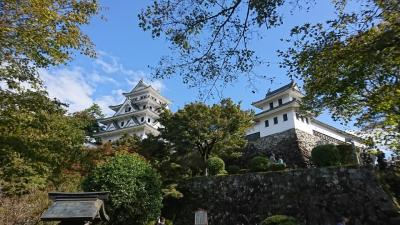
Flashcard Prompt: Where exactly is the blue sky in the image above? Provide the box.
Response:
[40,0,356,130]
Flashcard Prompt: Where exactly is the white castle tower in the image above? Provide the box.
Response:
[94,79,171,142]
[247,81,364,147]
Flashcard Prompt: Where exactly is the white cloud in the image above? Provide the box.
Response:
[88,71,118,85]
[39,68,94,112]
[95,51,165,92]
[94,51,120,74]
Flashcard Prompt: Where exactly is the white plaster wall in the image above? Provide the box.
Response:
[101,130,145,143]
[311,122,347,142]
[293,114,313,134]
[261,93,291,111]
[247,110,296,137]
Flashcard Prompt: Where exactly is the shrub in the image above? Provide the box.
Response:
[207,157,225,175]
[337,144,356,165]
[261,215,298,225]
[83,154,162,225]
[249,156,270,172]
[269,163,286,171]
[311,144,341,167]
[226,165,241,174]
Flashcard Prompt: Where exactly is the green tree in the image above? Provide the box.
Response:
[1,0,100,90]
[158,98,253,175]
[0,0,101,195]
[0,90,88,194]
[73,103,105,139]
[279,0,400,152]
[83,154,163,225]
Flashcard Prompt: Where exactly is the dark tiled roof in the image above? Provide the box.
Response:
[252,81,299,106]
[265,81,296,98]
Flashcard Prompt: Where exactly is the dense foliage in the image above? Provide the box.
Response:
[83,154,163,225]
[311,145,341,167]
[337,144,358,165]
[158,98,253,175]
[1,0,99,91]
[0,91,90,195]
[206,157,226,175]
[249,156,271,172]
[261,215,298,225]
[0,0,100,196]
[280,0,400,152]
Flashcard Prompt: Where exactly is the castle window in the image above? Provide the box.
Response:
[150,106,153,110]
[273,117,278,124]
[296,113,300,120]
[283,114,288,121]
[306,118,309,124]
[120,121,124,127]
[301,117,304,122]
[141,117,144,122]
[264,120,269,127]
[143,105,146,109]
[125,106,131,112]
[278,99,283,105]
[269,102,274,109]
[148,118,151,123]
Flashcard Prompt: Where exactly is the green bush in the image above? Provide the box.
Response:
[83,154,162,225]
[261,215,298,225]
[269,163,286,171]
[207,157,225,175]
[337,144,356,165]
[311,144,341,167]
[249,156,270,172]
[226,165,241,174]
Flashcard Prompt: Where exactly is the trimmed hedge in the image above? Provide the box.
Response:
[249,156,270,172]
[261,215,298,225]
[226,165,241,174]
[311,144,341,167]
[269,163,286,171]
[337,144,356,165]
[207,157,225,175]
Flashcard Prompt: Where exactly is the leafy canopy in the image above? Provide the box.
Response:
[0,0,100,195]
[139,0,315,97]
[279,0,400,152]
[158,98,254,174]
[0,0,100,90]
[83,154,163,225]
[0,90,88,195]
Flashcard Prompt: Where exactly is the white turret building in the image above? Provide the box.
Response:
[247,81,364,146]
[94,80,171,142]
[246,81,364,166]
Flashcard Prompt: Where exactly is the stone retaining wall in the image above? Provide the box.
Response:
[245,129,341,167]
[167,168,400,225]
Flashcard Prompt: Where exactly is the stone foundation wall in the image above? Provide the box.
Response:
[167,168,400,225]
[245,129,342,167]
